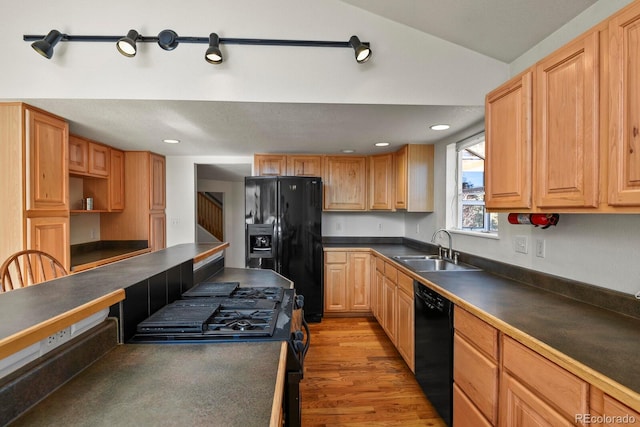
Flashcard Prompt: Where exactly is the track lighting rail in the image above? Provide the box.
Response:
[23,30,372,63]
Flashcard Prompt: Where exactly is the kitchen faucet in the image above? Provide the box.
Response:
[431,229,453,261]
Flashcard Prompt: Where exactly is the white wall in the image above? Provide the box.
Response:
[0,0,507,108]
[196,178,246,268]
[165,156,251,268]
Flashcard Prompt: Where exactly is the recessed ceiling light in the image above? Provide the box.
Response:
[163,139,180,144]
[430,124,450,131]
[375,142,390,147]
[341,149,355,153]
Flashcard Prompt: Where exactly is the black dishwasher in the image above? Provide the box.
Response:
[414,280,453,426]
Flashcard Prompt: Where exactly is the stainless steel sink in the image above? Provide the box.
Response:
[393,255,481,272]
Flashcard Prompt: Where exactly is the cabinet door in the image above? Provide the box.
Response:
[109,149,125,211]
[323,156,367,210]
[26,108,69,212]
[369,153,394,210]
[374,269,384,324]
[69,135,88,174]
[382,277,397,344]
[150,153,166,210]
[149,212,166,252]
[88,143,109,177]
[609,2,640,206]
[394,145,408,209]
[287,155,322,177]
[347,252,371,311]
[324,262,348,312]
[485,70,533,210]
[453,384,493,427]
[535,31,599,208]
[27,216,70,272]
[254,154,286,176]
[396,288,414,372]
[500,372,573,427]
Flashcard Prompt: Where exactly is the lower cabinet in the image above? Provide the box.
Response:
[453,306,499,426]
[395,270,414,372]
[499,335,588,426]
[323,251,371,314]
[27,216,70,273]
[590,387,640,427]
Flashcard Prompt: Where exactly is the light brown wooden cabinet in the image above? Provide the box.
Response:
[323,156,367,210]
[69,135,110,178]
[486,28,600,211]
[500,335,588,426]
[0,103,70,272]
[608,2,640,207]
[369,153,394,210]
[590,387,640,426]
[453,307,499,426]
[395,270,414,372]
[254,154,287,176]
[485,70,533,210]
[108,149,125,211]
[394,144,435,212]
[100,151,166,251]
[535,30,600,209]
[323,251,371,314]
[287,155,322,176]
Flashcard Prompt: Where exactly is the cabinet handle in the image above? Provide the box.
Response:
[633,126,639,138]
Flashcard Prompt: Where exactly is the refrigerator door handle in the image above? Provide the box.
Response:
[275,219,282,273]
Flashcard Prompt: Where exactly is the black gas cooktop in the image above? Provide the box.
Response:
[130,283,293,343]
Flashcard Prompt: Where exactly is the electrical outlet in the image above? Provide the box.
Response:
[514,235,528,254]
[45,327,71,349]
[90,228,96,239]
[336,223,342,232]
[378,223,383,232]
[416,224,420,234]
[535,239,546,258]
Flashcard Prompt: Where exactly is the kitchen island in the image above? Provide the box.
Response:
[0,243,295,426]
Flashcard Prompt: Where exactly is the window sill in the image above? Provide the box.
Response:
[448,229,500,240]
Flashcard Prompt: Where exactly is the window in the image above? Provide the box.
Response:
[455,132,498,233]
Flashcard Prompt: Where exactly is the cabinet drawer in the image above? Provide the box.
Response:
[384,262,397,283]
[375,256,384,272]
[453,384,492,427]
[454,333,498,424]
[454,306,498,360]
[397,270,413,296]
[502,336,588,418]
[325,251,347,263]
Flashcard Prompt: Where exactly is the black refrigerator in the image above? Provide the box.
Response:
[245,176,323,322]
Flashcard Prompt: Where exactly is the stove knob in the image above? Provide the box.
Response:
[295,294,305,308]
[294,330,304,341]
[294,340,305,353]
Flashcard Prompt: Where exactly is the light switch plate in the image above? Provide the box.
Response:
[514,235,528,254]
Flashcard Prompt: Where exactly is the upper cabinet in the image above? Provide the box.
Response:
[485,70,533,210]
[535,30,600,209]
[69,135,109,178]
[323,156,367,210]
[254,154,286,176]
[394,144,434,212]
[484,9,640,213]
[369,153,394,210]
[609,1,640,206]
[109,148,125,211]
[150,153,166,210]
[286,155,322,176]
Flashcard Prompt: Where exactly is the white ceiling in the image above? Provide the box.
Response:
[21,0,599,180]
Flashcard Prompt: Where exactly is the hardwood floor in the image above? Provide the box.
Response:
[300,317,446,426]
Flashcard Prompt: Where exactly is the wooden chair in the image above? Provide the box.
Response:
[0,250,68,292]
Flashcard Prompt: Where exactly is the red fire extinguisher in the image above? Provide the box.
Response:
[508,213,559,229]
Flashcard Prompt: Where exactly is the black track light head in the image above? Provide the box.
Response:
[31,29,63,59]
[158,29,179,51]
[349,35,372,63]
[117,29,139,57]
[205,33,223,64]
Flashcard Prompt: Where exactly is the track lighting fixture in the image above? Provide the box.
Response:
[24,30,372,64]
[205,33,223,64]
[31,29,63,59]
[349,35,372,63]
[157,29,179,51]
[116,29,139,57]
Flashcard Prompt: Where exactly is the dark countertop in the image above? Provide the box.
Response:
[206,267,293,289]
[11,342,285,427]
[70,240,149,269]
[0,243,227,353]
[324,242,640,410]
